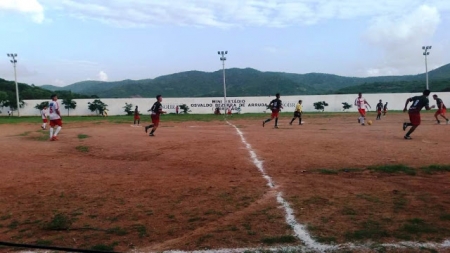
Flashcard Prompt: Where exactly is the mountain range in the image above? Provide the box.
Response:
[31,63,450,98]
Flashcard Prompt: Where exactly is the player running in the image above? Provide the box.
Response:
[289,100,303,125]
[263,93,283,128]
[376,100,383,120]
[134,106,140,126]
[402,89,435,140]
[48,94,62,141]
[41,106,48,130]
[432,94,449,124]
[145,95,166,137]
[383,102,388,116]
[354,92,371,126]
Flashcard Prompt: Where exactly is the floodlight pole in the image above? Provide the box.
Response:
[218,51,227,115]
[7,53,20,117]
[422,46,431,90]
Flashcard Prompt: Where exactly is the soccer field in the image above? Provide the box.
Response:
[1,112,450,253]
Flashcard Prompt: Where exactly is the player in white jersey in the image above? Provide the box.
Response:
[48,94,62,141]
[354,92,371,126]
[41,106,48,130]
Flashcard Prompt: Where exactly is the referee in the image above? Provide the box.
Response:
[290,100,303,125]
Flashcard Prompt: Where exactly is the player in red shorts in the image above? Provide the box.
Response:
[144,95,166,137]
[41,106,48,130]
[48,94,62,141]
[432,94,449,124]
[383,102,388,116]
[402,89,434,140]
[263,93,283,128]
[354,92,371,126]
[133,106,140,126]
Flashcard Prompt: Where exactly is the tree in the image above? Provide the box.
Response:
[35,101,49,111]
[179,104,191,114]
[62,97,77,116]
[88,99,107,115]
[0,91,8,110]
[313,101,329,112]
[123,103,133,115]
[342,102,352,111]
[3,93,25,115]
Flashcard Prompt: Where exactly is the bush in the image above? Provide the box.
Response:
[313,101,329,112]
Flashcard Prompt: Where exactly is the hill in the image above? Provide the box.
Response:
[34,63,450,98]
[336,79,450,94]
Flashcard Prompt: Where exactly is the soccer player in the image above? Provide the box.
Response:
[376,100,383,120]
[289,100,303,125]
[134,106,140,126]
[145,95,166,137]
[432,94,449,124]
[383,102,388,116]
[41,106,48,130]
[48,94,62,141]
[263,93,283,128]
[402,89,435,140]
[354,92,371,126]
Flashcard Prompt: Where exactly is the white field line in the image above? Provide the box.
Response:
[226,121,333,252]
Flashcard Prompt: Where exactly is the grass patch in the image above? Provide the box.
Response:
[8,220,19,229]
[317,169,338,175]
[44,213,72,230]
[35,239,52,246]
[339,168,365,173]
[261,235,297,245]
[90,244,115,251]
[345,220,389,241]
[440,213,450,221]
[393,194,408,212]
[315,236,337,244]
[420,164,450,174]
[106,226,128,236]
[342,207,357,215]
[303,196,330,205]
[399,219,438,235]
[188,217,201,223]
[18,131,31,136]
[0,214,12,221]
[77,134,90,139]
[356,194,380,203]
[75,146,89,153]
[133,224,148,238]
[368,164,416,175]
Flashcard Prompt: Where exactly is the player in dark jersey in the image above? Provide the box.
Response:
[263,93,283,128]
[145,95,166,136]
[432,94,449,124]
[402,90,435,140]
[376,100,383,120]
[383,102,388,116]
[134,106,140,126]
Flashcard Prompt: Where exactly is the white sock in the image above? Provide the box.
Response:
[54,126,61,136]
[361,118,365,124]
[49,128,54,138]
[43,123,46,128]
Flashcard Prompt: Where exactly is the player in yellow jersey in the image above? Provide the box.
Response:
[289,100,303,125]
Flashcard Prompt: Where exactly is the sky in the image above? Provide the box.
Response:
[0,0,449,87]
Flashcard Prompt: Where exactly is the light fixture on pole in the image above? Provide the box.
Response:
[7,53,20,117]
[218,51,228,115]
[422,46,431,90]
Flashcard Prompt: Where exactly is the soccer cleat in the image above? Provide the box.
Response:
[358,119,360,123]
[437,120,441,124]
[361,123,365,126]
[262,121,265,127]
[402,123,407,131]
[145,126,148,133]
[404,135,412,140]
[447,119,449,125]
[274,126,279,129]
[289,122,292,125]
[52,136,59,141]
[149,133,155,137]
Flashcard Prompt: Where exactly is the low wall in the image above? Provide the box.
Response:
[2,92,449,116]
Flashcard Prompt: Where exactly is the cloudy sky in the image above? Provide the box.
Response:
[0,0,449,86]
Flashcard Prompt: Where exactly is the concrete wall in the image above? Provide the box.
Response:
[2,92,450,116]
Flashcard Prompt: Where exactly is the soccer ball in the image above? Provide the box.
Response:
[367,120,373,125]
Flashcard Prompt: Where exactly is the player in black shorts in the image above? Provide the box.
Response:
[376,100,383,120]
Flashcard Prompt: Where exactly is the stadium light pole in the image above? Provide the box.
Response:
[218,51,227,115]
[422,46,431,90]
[7,53,20,117]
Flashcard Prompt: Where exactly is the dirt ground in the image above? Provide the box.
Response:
[0,112,450,252]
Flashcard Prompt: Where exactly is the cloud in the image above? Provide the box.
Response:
[97,71,108,81]
[52,79,65,86]
[37,0,450,28]
[363,4,442,76]
[0,0,45,23]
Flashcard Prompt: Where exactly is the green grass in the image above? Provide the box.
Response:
[106,226,128,236]
[75,146,89,153]
[420,164,450,174]
[399,219,439,235]
[261,235,297,245]
[18,131,31,136]
[440,213,450,221]
[77,134,90,139]
[341,207,357,215]
[35,239,52,246]
[344,220,389,241]
[317,169,338,175]
[8,220,19,229]
[367,164,416,176]
[90,244,115,252]
[44,213,72,230]
[133,224,148,238]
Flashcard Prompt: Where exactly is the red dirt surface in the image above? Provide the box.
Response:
[1,112,450,252]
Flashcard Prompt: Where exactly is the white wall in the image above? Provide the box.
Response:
[3,92,450,116]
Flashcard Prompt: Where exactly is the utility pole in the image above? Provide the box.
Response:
[218,51,228,115]
[7,53,20,117]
